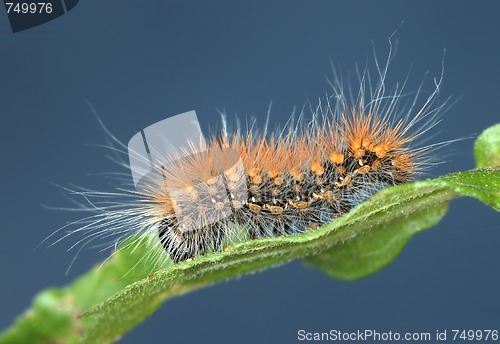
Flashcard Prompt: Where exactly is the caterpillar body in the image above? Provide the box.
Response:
[54,45,447,268]
[150,108,425,263]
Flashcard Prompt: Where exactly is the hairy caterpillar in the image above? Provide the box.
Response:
[50,42,449,268]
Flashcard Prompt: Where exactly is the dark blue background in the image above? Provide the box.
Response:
[0,1,499,343]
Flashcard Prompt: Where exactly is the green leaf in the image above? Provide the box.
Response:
[83,169,499,343]
[305,169,499,280]
[1,123,498,344]
[474,123,500,168]
[0,243,171,344]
